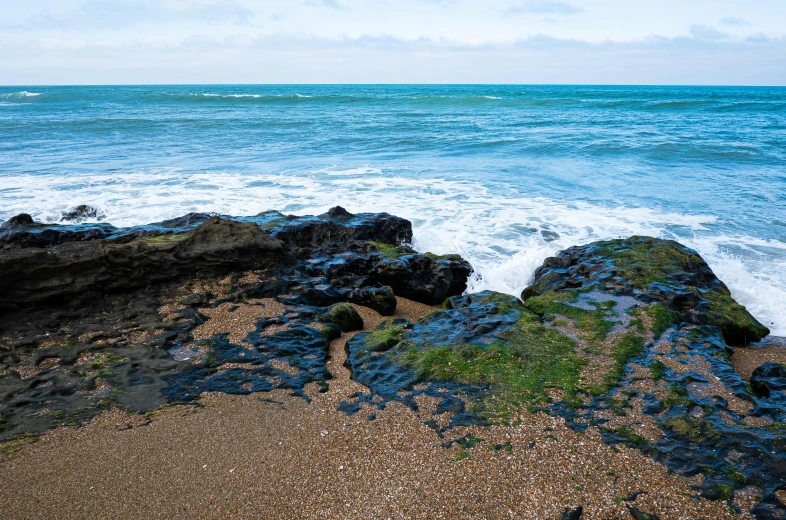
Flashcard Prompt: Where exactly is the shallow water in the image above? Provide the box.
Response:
[0,84,784,334]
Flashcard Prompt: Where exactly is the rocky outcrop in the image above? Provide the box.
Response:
[522,236,769,345]
[0,207,471,444]
[0,217,285,309]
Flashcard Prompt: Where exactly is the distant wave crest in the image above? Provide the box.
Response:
[0,91,42,100]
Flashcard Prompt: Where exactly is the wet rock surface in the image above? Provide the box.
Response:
[0,207,471,442]
[346,236,782,518]
[750,362,786,399]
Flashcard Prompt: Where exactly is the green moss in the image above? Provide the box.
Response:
[141,233,187,245]
[396,310,583,418]
[607,426,649,448]
[715,484,734,501]
[365,321,405,352]
[327,302,363,332]
[645,304,675,339]
[370,242,405,260]
[0,433,40,456]
[663,415,721,442]
[725,467,748,484]
[651,360,667,380]
[479,292,523,316]
[590,332,646,394]
[702,289,769,344]
[425,252,463,262]
[524,291,615,342]
[87,350,123,371]
[594,237,704,288]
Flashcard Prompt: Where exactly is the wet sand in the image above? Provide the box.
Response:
[0,298,759,519]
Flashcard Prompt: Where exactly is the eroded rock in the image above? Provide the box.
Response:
[0,207,470,443]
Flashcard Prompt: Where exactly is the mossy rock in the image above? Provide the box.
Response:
[370,241,406,260]
[140,233,187,246]
[425,252,463,262]
[327,303,364,332]
[701,289,769,345]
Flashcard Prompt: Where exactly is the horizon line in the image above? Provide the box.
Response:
[2,82,786,88]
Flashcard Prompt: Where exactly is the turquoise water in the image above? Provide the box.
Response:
[1,85,784,334]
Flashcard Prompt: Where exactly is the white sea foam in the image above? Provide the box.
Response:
[0,91,42,99]
[319,166,383,176]
[1,169,783,335]
[196,93,312,99]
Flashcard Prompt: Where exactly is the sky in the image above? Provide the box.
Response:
[1,0,785,85]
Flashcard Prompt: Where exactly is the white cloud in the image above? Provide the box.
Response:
[504,1,583,16]
[7,0,255,31]
[689,24,730,41]
[719,17,751,27]
[306,0,343,10]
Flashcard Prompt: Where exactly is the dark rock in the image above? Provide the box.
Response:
[560,506,583,519]
[626,506,660,520]
[0,217,284,310]
[0,222,118,250]
[750,362,786,398]
[541,229,560,242]
[1,213,34,228]
[328,206,351,217]
[524,236,768,344]
[328,302,364,332]
[0,208,471,443]
[61,204,105,223]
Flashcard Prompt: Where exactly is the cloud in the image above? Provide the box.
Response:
[689,24,730,41]
[719,17,751,27]
[307,0,343,9]
[504,1,583,17]
[3,29,784,85]
[9,0,255,31]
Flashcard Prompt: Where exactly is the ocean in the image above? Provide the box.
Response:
[0,84,784,335]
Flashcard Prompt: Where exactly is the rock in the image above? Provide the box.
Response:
[328,206,351,217]
[1,213,34,228]
[750,362,786,398]
[523,236,769,344]
[560,506,583,519]
[0,217,285,309]
[0,208,470,442]
[626,506,660,520]
[0,221,118,250]
[353,286,397,316]
[328,303,364,332]
[61,204,105,223]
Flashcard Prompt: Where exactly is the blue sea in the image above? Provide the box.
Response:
[0,85,784,335]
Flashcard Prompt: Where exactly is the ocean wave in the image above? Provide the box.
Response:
[142,93,332,103]
[1,169,783,336]
[318,166,383,176]
[0,91,42,100]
